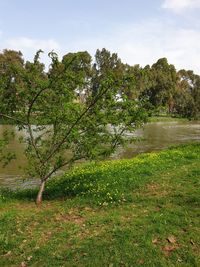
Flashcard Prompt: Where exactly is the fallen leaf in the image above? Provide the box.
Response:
[138,259,145,265]
[162,245,176,256]
[3,251,12,257]
[152,238,159,244]
[84,207,92,211]
[27,255,33,261]
[190,239,195,245]
[167,235,176,244]
[163,245,176,252]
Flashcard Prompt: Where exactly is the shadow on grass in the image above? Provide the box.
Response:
[1,169,118,202]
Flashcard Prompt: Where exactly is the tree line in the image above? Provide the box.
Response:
[0,48,200,119]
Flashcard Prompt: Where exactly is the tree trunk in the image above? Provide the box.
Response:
[36,180,45,206]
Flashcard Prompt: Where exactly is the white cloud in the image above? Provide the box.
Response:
[2,37,61,68]
[68,20,200,74]
[6,37,60,51]
[115,22,200,73]
[162,0,200,12]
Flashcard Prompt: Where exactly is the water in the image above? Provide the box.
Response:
[0,120,200,188]
[112,121,200,159]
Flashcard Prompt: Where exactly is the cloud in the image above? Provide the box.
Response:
[2,37,61,67]
[162,0,200,12]
[115,22,200,73]
[6,37,60,51]
[68,20,200,74]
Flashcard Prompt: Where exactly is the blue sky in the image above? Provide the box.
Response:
[0,0,200,73]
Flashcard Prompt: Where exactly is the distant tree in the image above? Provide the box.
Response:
[140,58,177,113]
[0,50,147,205]
[174,69,200,118]
[92,48,124,96]
[61,51,92,101]
[0,50,24,115]
[122,64,145,100]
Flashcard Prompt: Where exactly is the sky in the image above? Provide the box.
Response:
[0,0,200,73]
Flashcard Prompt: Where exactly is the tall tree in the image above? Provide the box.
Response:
[0,50,24,115]
[92,48,124,97]
[140,58,177,113]
[122,64,151,100]
[174,69,200,118]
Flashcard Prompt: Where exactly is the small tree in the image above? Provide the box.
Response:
[0,49,147,205]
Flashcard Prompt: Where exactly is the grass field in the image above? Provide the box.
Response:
[0,143,200,266]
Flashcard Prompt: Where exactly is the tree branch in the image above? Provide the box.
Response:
[26,87,49,162]
[42,155,83,182]
[0,113,27,125]
[111,120,135,151]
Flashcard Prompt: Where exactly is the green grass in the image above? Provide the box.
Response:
[0,143,200,266]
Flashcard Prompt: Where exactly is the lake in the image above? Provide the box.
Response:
[0,120,200,188]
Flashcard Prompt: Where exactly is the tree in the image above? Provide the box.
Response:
[0,50,147,205]
[140,58,177,114]
[92,48,124,97]
[122,64,151,101]
[174,69,200,118]
[0,49,24,115]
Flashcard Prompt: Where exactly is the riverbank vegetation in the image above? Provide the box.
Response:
[0,48,200,204]
[0,143,200,266]
[148,115,188,123]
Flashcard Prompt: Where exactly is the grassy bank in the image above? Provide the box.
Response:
[149,115,189,123]
[0,143,200,266]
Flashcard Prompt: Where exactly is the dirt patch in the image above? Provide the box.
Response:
[144,183,169,197]
[76,223,108,241]
[54,213,85,225]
